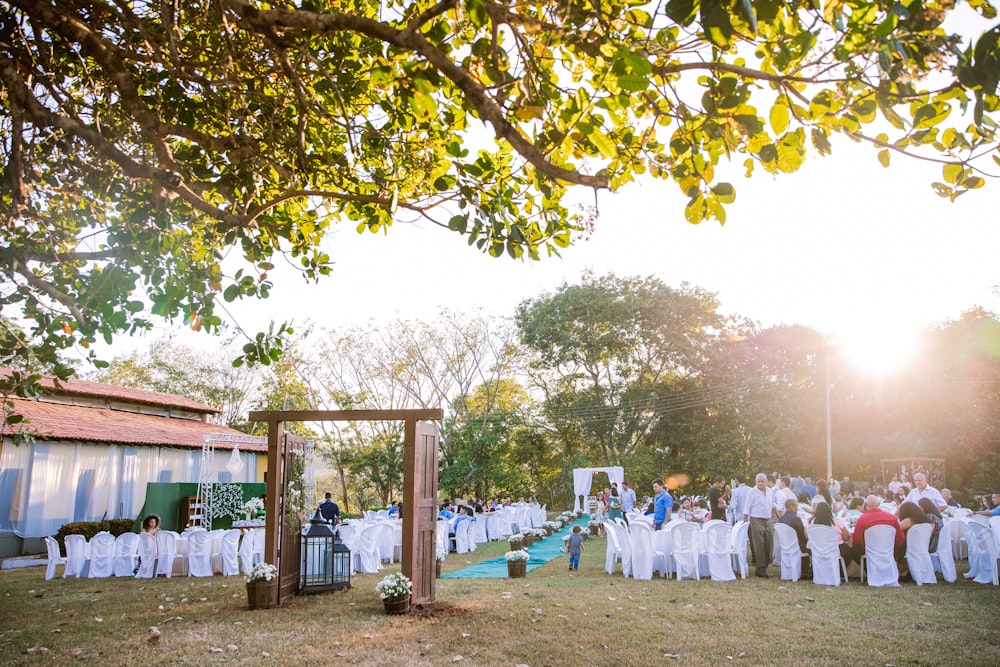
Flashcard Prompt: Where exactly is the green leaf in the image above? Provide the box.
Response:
[770,103,789,134]
[942,163,963,185]
[931,182,952,198]
[467,0,488,27]
[665,0,699,25]
[711,182,736,203]
[877,149,890,168]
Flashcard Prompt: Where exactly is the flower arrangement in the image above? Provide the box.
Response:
[543,521,561,530]
[587,519,601,528]
[527,528,547,538]
[507,533,525,544]
[241,497,265,516]
[208,482,245,521]
[375,572,412,601]
[245,562,278,583]
[505,549,530,562]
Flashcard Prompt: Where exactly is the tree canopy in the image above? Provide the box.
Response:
[2,0,998,375]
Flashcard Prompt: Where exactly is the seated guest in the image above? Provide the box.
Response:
[976,492,1000,517]
[387,501,399,517]
[941,488,960,508]
[917,498,944,554]
[438,501,455,520]
[677,497,702,523]
[778,498,811,576]
[904,472,948,513]
[809,502,852,565]
[844,497,864,522]
[141,514,160,536]
[897,501,929,532]
[849,495,905,568]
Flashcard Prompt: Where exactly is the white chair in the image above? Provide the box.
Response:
[435,520,448,556]
[113,532,140,577]
[730,521,750,579]
[353,524,383,574]
[669,521,701,580]
[474,516,488,544]
[213,529,241,576]
[485,513,502,541]
[964,520,998,585]
[703,521,736,582]
[905,523,937,586]
[44,536,65,581]
[186,530,213,577]
[628,521,666,580]
[465,518,478,552]
[603,522,631,577]
[87,533,116,578]
[454,519,471,555]
[806,525,846,586]
[930,520,957,583]
[155,530,180,577]
[63,534,89,579]
[135,532,158,578]
[773,523,802,582]
[376,522,398,563]
[948,520,969,561]
[860,525,900,587]
[239,529,257,574]
[990,516,1000,554]
[251,527,266,566]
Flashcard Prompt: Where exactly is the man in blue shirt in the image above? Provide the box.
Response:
[319,492,340,524]
[652,478,673,530]
[438,501,455,520]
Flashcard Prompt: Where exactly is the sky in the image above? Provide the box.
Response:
[203,135,1000,360]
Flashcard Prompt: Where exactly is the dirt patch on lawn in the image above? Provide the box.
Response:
[410,603,470,620]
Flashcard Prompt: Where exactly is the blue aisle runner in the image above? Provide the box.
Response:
[441,516,590,579]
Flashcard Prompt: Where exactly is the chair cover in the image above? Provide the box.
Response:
[949,520,969,561]
[807,525,844,586]
[930,520,957,583]
[435,520,448,556]
[485,513,502,541]
[862,525,900,587]
[375,522,396,563]
[703,521,736,582]
[113,532,140,577]
[135,532,158,578]
[87,532,116,578]
[465,518,478,552]
[44,536,65,580]
[155,530,180,577]
[990,517,1000,553]
[669,521,701,580]
[63,534,89,578]
[905,523,937,585]
[604,522,631,577]
[187,530,213,577]
[474,516,488,543]
[628,521,655,580]
[730,521,750,579]
[454,519,471,554]
[238,529,256,574]
[964,521,998,585]
[213,529,241,576]
[773,523,802,582]
[354,524,383,574]
[251,527,266,566]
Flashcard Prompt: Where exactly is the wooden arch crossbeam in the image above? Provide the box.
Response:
[249,409,443,606]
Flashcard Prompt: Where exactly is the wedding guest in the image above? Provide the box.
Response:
[652,479,673,530]
[620,481,637,513]
[850,495,905,568]
[810,501,852,565]
[707,476,728,521]
[141,514,160,536]
[917,498,944,553]
[976,492,1000,517]
[566,524,585,571]
[904,473,947,513]
[941,488,960,508]
[744,473,778,578]
[778,498,811,577]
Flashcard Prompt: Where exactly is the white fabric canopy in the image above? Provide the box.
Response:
[573,466,625,514]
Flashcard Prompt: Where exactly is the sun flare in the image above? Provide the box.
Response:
[839,325,919,375]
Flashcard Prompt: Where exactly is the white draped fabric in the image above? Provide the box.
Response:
[0,442,258,538]
[572,466,625,514]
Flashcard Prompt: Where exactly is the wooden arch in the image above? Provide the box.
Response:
[249,409,443,607]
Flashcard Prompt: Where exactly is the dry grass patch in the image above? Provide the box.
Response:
[1,535,998,666]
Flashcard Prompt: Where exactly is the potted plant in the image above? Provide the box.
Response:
[508,532,524,551]
[505,549,529,578]
[375,572,412,615]
[241,497,265,522]
[245,562,278,610]
[587,520,601,536]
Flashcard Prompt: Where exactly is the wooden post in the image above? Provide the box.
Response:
[263,417,284,570]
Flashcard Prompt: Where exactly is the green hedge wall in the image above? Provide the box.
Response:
[54,519,136,550]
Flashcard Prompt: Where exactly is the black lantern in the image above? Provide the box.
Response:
[300,509,351,593]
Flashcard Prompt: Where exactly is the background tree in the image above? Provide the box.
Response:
[2,0,997,384]
[516,273,724,465]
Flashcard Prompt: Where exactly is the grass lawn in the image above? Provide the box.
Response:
[1,534,998,666]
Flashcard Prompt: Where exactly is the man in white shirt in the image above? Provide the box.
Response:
[729,475,750,524]
[620,482,637,513]
[743,473,779,578]
[904,472,947,513]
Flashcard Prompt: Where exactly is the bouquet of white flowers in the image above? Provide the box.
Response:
[508,533,525,544]
[375,572,412,600]
[241,497,265,515]
[245,562,277,583]
[505,549,530,562]
[527,528,547,538]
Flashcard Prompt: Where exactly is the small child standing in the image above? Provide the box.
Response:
[567,524,585,571]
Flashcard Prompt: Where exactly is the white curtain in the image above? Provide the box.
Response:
[0,441,30,533]
[572,466,625,514]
